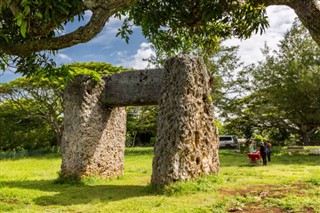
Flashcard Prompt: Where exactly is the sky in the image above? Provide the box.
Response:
[0,5,297,83]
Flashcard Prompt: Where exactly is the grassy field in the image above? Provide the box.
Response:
[0,147,320,213]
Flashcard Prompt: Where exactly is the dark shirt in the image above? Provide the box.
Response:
[259,144,267,155]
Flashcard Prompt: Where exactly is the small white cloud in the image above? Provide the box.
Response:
[90,15,139,48]
[140,42,151,48]
[90,16,126,46]
[117,42,156,69]
[84,10,93,19]
[57,53,72,61]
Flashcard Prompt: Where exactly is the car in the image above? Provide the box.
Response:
[218,135,239,148]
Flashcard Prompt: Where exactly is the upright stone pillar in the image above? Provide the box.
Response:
[61,76,126,178]
[152,55,220,186]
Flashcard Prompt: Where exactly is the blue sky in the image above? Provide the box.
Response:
[0,5,296,83]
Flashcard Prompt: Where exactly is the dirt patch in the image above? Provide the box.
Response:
[0,198,19,205]
[0,198,30,205]
[219,183,315,213]
[232,203,286,213]
[220,183,307,197]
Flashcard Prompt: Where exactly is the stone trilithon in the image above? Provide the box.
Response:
[61,55,219,186]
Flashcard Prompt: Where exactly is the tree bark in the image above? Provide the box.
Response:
[300,131,311,146]
[289,1,320,47]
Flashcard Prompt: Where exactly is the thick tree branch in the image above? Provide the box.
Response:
[289,0,320,47]
[0,7,108,56]
[252,0,295,6]
[0,0,134,56]
[252,0,320,47]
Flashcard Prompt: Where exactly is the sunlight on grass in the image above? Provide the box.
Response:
[0,147,319,212]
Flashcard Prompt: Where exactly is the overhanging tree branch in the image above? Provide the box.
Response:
[0,0,134,56]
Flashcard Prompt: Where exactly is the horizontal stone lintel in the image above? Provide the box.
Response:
[104,68,164,107]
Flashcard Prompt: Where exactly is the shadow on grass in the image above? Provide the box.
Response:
[0,179,149,206]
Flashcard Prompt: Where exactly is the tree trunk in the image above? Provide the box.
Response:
[54,132,62,148]
[301,132,311,146]
[132,131,137,147]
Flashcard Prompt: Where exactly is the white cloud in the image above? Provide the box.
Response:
[89,14,140,49]
[57,53,72,61]
[117,42,156,69]
[90,16,128,47]
[223,6,297,65]
[84,10,93,19]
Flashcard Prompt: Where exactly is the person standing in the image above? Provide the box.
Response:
[249,141,256,153]
[266,141,272,162]
[259,142,267,166]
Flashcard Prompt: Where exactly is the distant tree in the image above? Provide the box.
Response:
[0,100,55,151]
[0,77,64,146]
[223,20,320,145]
[126,106,158,147]
[206,45,245,110]
[0,62,126,149]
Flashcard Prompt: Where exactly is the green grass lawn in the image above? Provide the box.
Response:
[0,147,319,212]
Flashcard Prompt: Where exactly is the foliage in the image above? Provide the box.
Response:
[65,61,129,82]
[122,1,268,58]
[0,76,64,147]
[0,0,84,39]
[221,20,320,145]
[253,134,267,142]
[249,20,320,145]
[68,61,128,75]
[126,106,158,147]
[0,100,55,151]
[0,62,126,151]
[0,0,84,75]
[0,0,270,76]
[206,45,245,110]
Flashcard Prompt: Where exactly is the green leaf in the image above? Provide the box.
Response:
[21,0,29,6]
[23,5,30,15]
[35,12,43,19]
[15,13,24,26]
[20,21,27,37]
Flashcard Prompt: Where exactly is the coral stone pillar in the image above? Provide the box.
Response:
[61,76,126,178]
[152,55,220,186]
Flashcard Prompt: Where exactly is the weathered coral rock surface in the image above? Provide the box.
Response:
[152,55,219,186]
[61,55,219,185]
[61,76,126,178]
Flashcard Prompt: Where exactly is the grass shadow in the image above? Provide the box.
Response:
[0,179,149,206]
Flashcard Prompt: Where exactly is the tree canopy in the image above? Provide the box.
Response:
[221,20,320,145]
[2,0,320,76]
[0,62,126,151]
